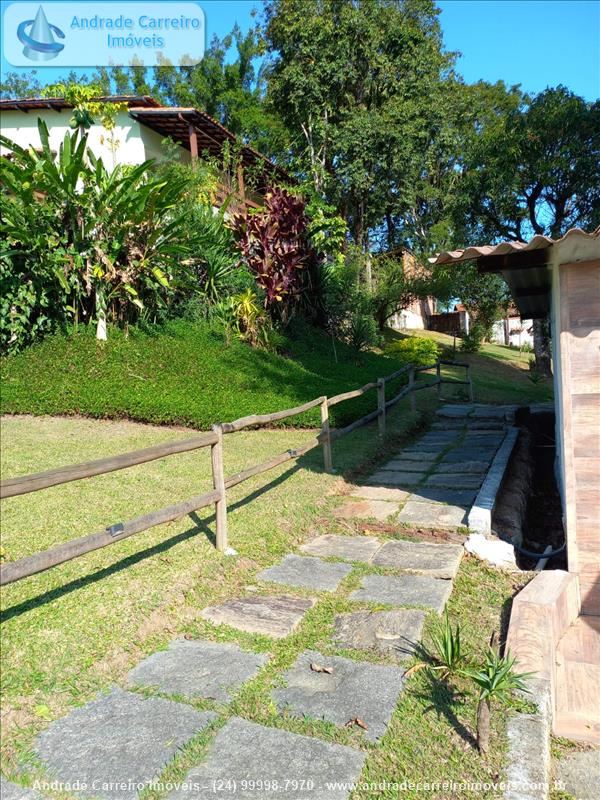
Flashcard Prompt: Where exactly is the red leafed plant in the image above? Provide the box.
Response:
[231,188,312,321]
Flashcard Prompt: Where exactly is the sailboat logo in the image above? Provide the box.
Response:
[17,5,65,61]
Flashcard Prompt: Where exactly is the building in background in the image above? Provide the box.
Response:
[0,95,289,211]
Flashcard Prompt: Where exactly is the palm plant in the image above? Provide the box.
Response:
[465,648,532,755]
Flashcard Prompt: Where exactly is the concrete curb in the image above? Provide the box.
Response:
[504,680,552,800]
[468,427,519,534]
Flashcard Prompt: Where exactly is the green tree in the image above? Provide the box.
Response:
[452,86,600,374]
[264,0,454,254]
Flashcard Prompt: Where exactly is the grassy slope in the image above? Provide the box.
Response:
[1,413,530,799]
[0,321,552,431]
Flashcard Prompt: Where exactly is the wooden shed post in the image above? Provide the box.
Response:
[211,424,228,551]
[377,379,386,436]
[320,397,333,473]
[408,366,416,412]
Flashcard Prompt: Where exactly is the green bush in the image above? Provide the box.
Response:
[460,323,486,353]
[384,336,440,366]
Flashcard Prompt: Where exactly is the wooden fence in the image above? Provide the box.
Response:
[0,360,472,586]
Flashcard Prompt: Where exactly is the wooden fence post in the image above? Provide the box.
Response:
[408,366,416,412]
[467,364,474,402]
[320,397,333,473]
[436,361,442,399]
[377,378,386,436]
[211,424,228,551]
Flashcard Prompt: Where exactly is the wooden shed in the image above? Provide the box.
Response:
[433,227,600,743]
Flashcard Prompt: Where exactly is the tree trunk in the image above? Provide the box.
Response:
[476,697,491,755]
[532,318,552,377]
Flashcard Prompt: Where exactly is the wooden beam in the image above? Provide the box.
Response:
[0,489,221,586]
[0,433,218,499]
[478,248,551,273]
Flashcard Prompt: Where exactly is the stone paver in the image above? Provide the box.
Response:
[419,432,461,443]
[434,461,489,474]
[555,750,600,800]
[34,688,217,800]
[349,485,410,503]
[371,539,463,579]
[363,471,424,487]
[436,404,474,418]
[350,573,452,613]
[397,500,467,529]
[408,488,477,507]
[332,499,399,521]
[0,778,42,800]
[201,595,315,639]
[379,460,430,473]
[403,442,448,453]
[440,448,496,463]
[425,474,484,489]
[463,433,505,446]
[332,609,426,660]
[128,640,267,702]
[273,650,404,741]
[391,450,438,462]
[300,534,381,562]
[167,717,365,800]
[258,555,352,592]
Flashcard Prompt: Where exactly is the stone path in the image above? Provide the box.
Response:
[15,405,516,799]
[341,403,516,530]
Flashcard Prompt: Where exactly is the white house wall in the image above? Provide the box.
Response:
[0,109,190,169]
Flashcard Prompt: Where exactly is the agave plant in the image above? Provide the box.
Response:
[405,611,466,680]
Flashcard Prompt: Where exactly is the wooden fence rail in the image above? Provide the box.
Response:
[0,359,472,586]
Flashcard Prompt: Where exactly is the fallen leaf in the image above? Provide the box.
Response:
[184,633,193,640]
[404,663,428,677]
[310,662,333,674]
[345,717,368,730]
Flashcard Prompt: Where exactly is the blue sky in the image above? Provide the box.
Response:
[1,0,599,100]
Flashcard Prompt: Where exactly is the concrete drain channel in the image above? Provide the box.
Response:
[464,403,566,573]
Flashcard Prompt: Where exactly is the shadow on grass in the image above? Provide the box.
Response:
[410,671,477,749]
[0,462,304,623]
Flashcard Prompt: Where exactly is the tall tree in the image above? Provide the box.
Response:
[264,0,454,252]
[451,85,600,374]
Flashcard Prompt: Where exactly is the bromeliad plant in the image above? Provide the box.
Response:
[231,187,316,322]
[1,120,189,349]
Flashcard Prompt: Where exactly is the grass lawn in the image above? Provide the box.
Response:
[0,320,552,431]
[2,407,532,799]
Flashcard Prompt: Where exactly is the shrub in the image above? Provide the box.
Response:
[460,322,486,353]
[322,254,380,352]
[231,188,318,323]
[1,121,191,349]
[384,336,440,366]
